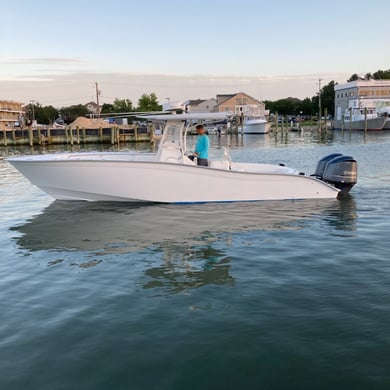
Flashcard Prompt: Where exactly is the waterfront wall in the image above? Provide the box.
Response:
[0,125,153,147]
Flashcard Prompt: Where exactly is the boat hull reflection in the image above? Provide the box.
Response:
[13,199,356,254]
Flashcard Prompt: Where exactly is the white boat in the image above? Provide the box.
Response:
[378,106,390,130]
[240,105,270,134]
[243,116,271,134]
[335,106,386,130]
[7,112,357,203]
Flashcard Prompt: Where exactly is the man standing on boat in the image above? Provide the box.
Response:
[194,124,209,167]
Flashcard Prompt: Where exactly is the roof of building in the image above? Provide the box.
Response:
[0,100,25,106]
[335,79,390,91]
[217,92,263,106]
[188,99,206,106]
[216,94,235,105]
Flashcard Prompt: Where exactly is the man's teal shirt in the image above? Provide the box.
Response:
[195,134,209,159]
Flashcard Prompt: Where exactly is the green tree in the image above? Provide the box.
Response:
[60,104,89,124]
[137,93,162,112]
[113,98,133,112]
[263,100,274,113]
[311,81,336,116]
[24,102,58,125]
[347,73,359,82]
[347,69,390,82]
[25,102,38,122]
[297,97,314,116]
[320,80,336,116]
[372,69,390,79]
[265,98,300,115]
[36,105,58,125]
[101,103,115,114]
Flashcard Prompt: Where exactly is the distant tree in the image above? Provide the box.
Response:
[265,81,336,118]
[60,104,89,124]
[372,69,390,80]
[320,80,336,116]
[137,93,162,112]
[297,97,314,116]
[347,69,390,82]
[265,98,300,115]
[35,105,59,125]
[24,102,58,125]
[101,99,133,114]
[25,102,38,122]
[347,73,359,82]
[310,81,336,116]
[101,103,115,114]
[113,98,133,112]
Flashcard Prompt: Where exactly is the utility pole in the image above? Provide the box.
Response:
[95,82,100,118]
[318,77,323,130]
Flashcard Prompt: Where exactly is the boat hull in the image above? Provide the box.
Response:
[8,157,340,202]
[243,120,270,134]
[333,117,386,130]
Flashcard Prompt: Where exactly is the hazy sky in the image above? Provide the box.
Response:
[1,0,389,106]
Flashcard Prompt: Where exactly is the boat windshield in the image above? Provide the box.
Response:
[157,120,185,163]
[162,122,183,145]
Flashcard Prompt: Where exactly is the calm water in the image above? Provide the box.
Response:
[1,130,390,389]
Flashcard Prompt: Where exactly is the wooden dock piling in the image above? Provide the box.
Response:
[3,129,7,147]
[0,123,152,147]
[324,108,328,132]
[28,127,33,147]
[364,107,368,132]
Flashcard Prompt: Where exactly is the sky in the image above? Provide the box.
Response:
[1,0,389,106]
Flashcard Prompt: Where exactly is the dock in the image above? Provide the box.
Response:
[0,124,154,147]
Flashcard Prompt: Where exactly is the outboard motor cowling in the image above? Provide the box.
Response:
[322,155,357,193]
[312,153,358,195]
[313,153,342,178]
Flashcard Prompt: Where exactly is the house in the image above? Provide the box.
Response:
[163,93,267,116]
[84,101,101,115]
[334,80,390,122]
[216,92,267,115]
[0,100,24,129]
[187,98,217,113]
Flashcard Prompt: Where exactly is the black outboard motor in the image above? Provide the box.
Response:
[313,153,342,178]
[312,154,357,194]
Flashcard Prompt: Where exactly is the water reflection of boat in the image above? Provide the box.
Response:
[12,198,356,254]
[12,198,356,289]
[143,245,235,292]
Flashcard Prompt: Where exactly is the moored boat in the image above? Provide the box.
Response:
[334,106,386,130]
[243,116,271,134]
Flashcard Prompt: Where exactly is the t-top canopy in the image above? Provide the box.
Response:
[138,112,233,121]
